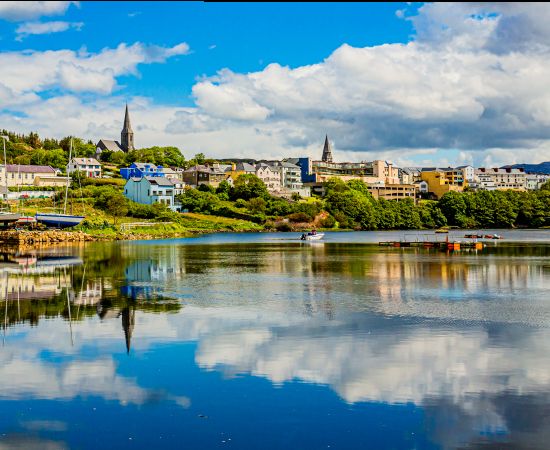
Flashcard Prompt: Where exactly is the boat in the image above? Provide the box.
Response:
[300,231,325,241]
[435,228,449,233]
[35,213,85,229]
[15,216,37,225]
[484,234,503,240]
[464,233,483,239]
[35,137,85,229]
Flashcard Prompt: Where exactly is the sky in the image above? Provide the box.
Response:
[0,1,549,167]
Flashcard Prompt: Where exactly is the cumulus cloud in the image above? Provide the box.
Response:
[0,1,78,22]
[3,3,550,165]
[0,42,189,98]
[15,20,83,40]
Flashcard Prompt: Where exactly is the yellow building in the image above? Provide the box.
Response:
[368,184,417,201]
[420,168,466,199]
[0,164,59,187]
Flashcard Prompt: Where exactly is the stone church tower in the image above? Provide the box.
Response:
[322,134,333,163]
[121,104,135,152]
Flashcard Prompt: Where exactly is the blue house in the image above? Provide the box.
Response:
[120,162,164,180]
[123,176,183,211]
[286,157,316,183]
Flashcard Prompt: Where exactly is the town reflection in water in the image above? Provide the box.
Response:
[0,240,549,449]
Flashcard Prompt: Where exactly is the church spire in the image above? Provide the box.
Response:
[322,134,333,163]
[121,103,135,152]
[121,305,136,354]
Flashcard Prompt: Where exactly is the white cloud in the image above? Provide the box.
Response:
[3,3,550,165]
[0,42,189,97]
[15,20,83,40]
[0,1,78,22]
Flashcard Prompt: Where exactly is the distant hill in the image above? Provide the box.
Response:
[501,161,550,174]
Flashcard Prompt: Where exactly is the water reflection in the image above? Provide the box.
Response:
[0,239,549,449]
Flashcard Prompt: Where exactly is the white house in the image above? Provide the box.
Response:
[526,173,550,190]
[457,165,475,183]
[414,180,429,193]
[123,176,183,212]
[474,168,526,190]
[67,158,102,178]
[255,163,281,192]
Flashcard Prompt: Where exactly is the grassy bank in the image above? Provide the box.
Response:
[7,198,264,242]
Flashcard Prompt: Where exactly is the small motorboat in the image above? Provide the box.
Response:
[16,216,37,225]
[435,228,449,233]
[484,234,503,240]
[300,231,324,241]
[464,233,483,239]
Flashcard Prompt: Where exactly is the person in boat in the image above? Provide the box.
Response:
[310,229,317,235]
[301,233,307,240]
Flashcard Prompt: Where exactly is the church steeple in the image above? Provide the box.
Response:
[121,305,136,354]
[322,134,333,163]
[121,104,134,152]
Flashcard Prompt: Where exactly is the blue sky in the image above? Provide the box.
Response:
[0,2,417,105]
[0,2,549,166]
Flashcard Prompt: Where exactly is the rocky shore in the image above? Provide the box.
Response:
[0,230,95,245]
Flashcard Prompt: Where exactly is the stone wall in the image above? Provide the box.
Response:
[0,230,94,245]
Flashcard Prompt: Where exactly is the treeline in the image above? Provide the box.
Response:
[178,175,550,230]
[1,128,209,171]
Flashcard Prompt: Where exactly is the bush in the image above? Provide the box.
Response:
[319,214,336,228]
[246,197,266,214]
[288,212,311,223]
[275,221,293,232]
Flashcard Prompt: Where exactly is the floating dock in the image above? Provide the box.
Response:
[379,240,483,250]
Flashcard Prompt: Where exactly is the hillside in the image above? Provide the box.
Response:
[502,161,550,174]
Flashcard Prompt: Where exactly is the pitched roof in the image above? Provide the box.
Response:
[146,176,175,186]
[235,162,256,172]
[6,164,56,174]
[133,162,158,170]
[97,139,124,152]
[71,158,101,165]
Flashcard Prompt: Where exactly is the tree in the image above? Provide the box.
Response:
[194,153,206,165]
[325,189,377,230]
[247,197,267,214]
[107,193,129,226]
[231,174,269,200]
[177,187,220,213]
[215,180,232,200]
[438,191,469,227]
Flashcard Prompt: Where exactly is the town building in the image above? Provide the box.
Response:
[525,173,550,190]
[67,158,102,178]
[123,176,182,212]
[420,168,465,199]
[224,162,256,181]
[368,184,417,201]
[457,165,475,183]
[255,163,282,192]
[161,167,185,182]
[400,168,421,185]
[414,180,429,194]
[96,104,135,157]
[120,162,164,180]
[0,164,59,187]
[474,168,526,191]
[181,164,227,188]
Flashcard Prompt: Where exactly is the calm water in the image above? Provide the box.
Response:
[1,231,550,449]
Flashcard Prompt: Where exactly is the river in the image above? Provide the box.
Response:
[1,230,549,449]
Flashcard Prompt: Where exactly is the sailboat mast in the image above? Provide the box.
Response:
[2,137,8,208]
[64,138,72,215]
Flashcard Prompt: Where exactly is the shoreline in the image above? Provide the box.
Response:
[1,227,549,250]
